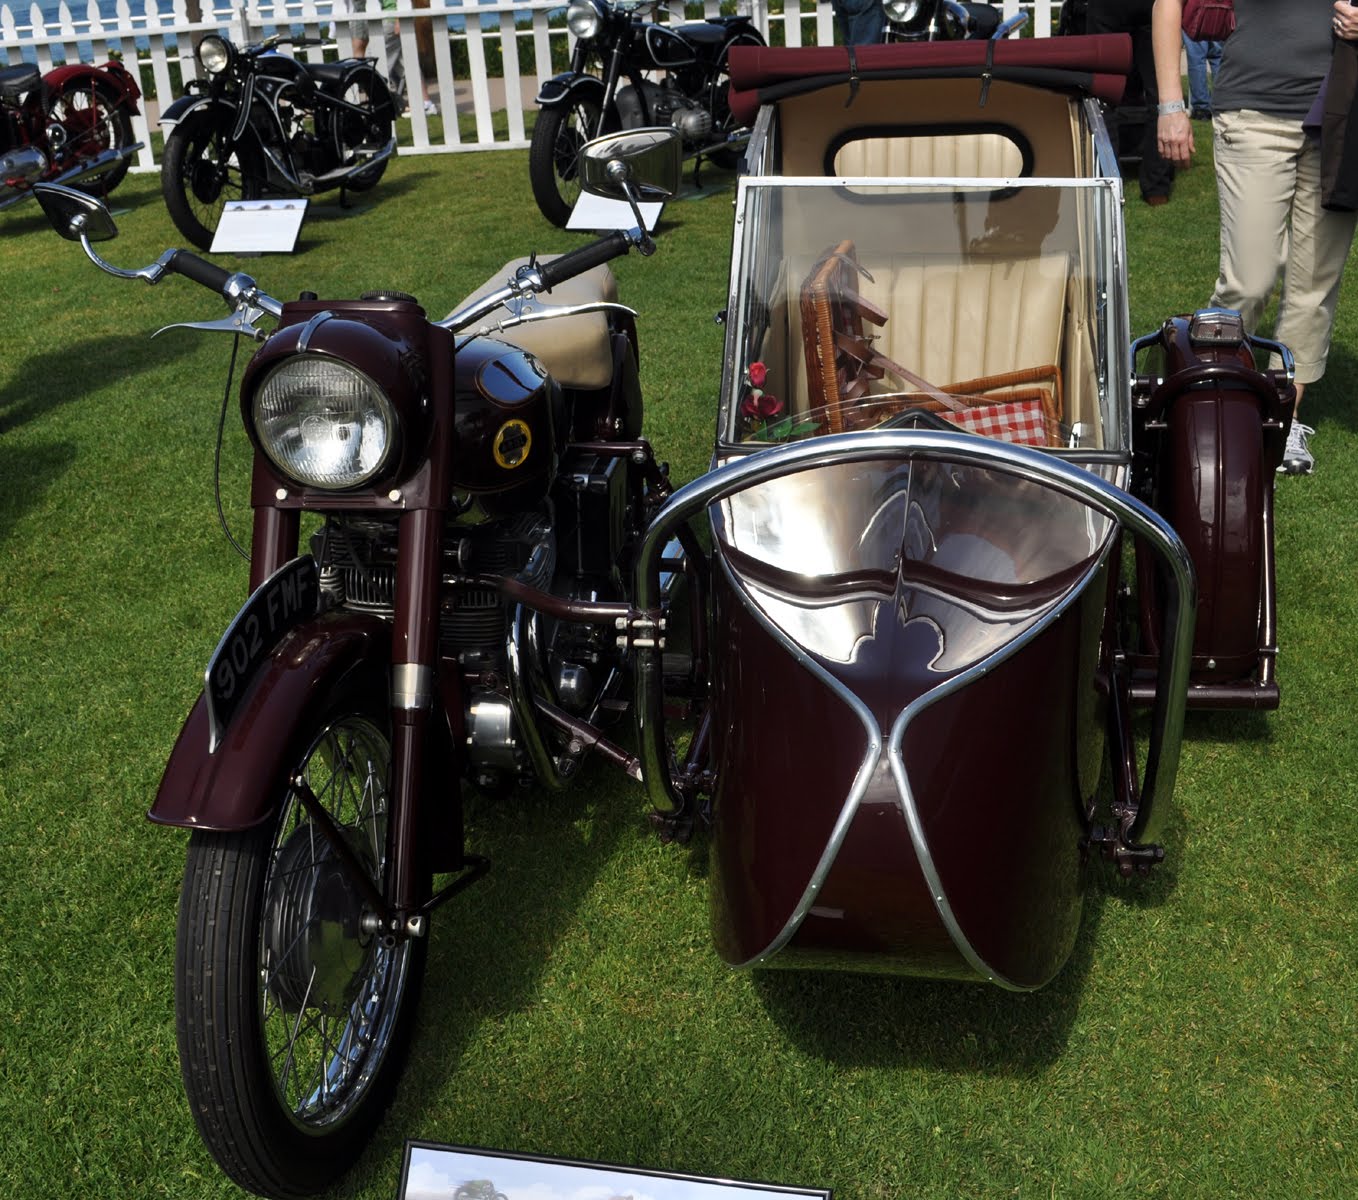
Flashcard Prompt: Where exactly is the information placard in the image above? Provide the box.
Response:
[210,199,309,254]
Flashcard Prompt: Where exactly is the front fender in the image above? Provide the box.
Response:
[44,61,142,110]
[536,71,608,110]
[159,92,230,128]
[149,610,390,832]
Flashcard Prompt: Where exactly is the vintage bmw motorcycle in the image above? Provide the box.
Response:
[160,32,396,248]
[883,0,1025,42]
[0,58,141,212]
[529,0,764,226]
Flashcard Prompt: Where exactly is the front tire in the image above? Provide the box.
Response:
[161,107,263,249]
[175,701,425,1199]
[529,95,607,227]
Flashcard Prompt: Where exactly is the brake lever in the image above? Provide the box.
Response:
[153,299,272,342]
[476,298,639,334]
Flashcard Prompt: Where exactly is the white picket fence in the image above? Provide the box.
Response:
[0,0,1066,170]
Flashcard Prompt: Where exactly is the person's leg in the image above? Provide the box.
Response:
[1184,33,1211,117]
[382,17,406,110]
[1273,132,1358,388]
[1211,109,1295,335]
[833,0,884,46]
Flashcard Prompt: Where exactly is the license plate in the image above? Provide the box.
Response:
[204,556,320,751]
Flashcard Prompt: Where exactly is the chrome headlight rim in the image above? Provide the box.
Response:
[566,0,604,40]
[197,35,234,76]
[884,0,925,25]
[251,354,400,493]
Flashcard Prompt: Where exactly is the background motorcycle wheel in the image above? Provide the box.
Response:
[45,78,135,194]
[528,96,610,227]
[161,108,263,250]
[334,64,396,193]
[708,31,765,170]
[174,696,426,1200]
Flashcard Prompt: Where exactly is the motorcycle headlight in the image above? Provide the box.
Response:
[566,0,602,40]
[196,35,233,75]
[252,356,397,490]
[884,0,924,22]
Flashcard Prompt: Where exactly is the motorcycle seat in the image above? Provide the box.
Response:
[306,61,352,88]
[1,64,40,100]
[450,257,620,391]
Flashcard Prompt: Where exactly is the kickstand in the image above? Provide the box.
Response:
[339,185,353,210]
[691,154,704,193]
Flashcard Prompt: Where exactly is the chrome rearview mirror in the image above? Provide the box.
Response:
[34,182,119,243]
[579,128,682,204]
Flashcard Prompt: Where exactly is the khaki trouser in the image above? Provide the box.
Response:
[1212,108,1358,384]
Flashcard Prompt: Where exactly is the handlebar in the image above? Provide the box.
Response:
[536,231,633,290]
[168,249,234,296]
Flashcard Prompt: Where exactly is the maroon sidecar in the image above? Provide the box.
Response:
[635,35,1288,989]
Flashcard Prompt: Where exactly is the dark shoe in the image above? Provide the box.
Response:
[1144,194,1170,207]
[1191,108,1212,121]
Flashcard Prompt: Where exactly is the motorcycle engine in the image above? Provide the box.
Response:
[0,146,49,192]
[616,81,712,143]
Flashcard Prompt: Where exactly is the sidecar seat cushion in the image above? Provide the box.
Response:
[449,258,619,391]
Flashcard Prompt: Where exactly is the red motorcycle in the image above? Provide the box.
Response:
[0,58,141,213]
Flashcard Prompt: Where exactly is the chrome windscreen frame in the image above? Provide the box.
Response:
[714,169,1135,467]
[634,430,1197,846]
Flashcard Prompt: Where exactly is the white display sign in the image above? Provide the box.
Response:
[210,199,309,254]
[566,192,664,233]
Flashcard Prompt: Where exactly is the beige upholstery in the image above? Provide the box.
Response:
[450,257,618,390]
[834,132,1023,178]
[866,255,1068,388]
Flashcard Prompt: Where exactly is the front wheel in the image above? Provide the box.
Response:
[529,95,608,227]
[161,107,263,249]
[45,78,136,194]
[175,700,425,1199]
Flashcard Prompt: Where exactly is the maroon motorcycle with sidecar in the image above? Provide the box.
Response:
[32,32,1294,1200]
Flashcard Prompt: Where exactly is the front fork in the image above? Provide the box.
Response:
[248,487,474,944]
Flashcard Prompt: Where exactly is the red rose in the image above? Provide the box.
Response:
[749,361,768,387]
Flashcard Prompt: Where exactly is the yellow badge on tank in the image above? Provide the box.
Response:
[493,418,532,469]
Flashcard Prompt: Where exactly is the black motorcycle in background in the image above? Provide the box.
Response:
[160,32,396,248]
[883,0,1026,41]
[529,0,764,227]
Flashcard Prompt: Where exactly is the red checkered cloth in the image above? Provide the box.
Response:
[940,398,1050,446]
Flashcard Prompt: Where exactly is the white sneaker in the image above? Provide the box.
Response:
[1279,420,1316,475]
[423,98,438,115]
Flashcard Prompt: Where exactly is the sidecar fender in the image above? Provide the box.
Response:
[536,72,608,111]
[149,610,389,832]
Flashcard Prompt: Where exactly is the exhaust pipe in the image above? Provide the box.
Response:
[259,136,397,195]
[50,141,145,187]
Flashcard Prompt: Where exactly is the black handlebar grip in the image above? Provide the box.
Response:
[168,249,234,296]
[535,231,632,291]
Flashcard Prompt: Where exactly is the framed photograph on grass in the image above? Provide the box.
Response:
[397,1142,831,1200]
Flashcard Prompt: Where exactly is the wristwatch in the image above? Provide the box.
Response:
[1157,100,1188,115]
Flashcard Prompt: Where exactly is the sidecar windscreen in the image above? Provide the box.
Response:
[721,177,1127,456]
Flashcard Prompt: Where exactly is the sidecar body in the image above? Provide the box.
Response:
[639,37,1224,990]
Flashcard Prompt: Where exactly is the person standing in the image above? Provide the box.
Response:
[1182,31,1223,119]
[1153,0,1358,474]
[833,0,884,46]
[1088,0,1176,205]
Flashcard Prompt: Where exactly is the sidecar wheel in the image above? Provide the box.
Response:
[162,108,263,250]
[529,98,608,227]
[45,78,135,194]
[174,703,425,1199]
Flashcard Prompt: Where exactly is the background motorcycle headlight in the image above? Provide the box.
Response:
[252,357,397,490]
[196,35,233,75]
[566,1,602,39]
[884,0,923,23]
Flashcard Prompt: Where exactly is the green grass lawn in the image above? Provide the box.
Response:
[2,128,1356,1200]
